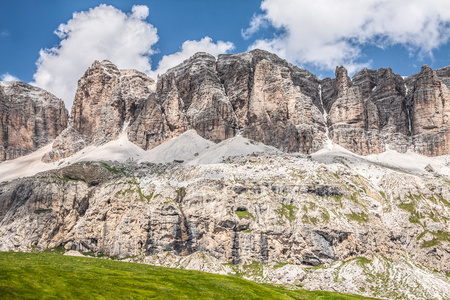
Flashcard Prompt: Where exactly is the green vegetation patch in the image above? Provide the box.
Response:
[353,257,371,265]
[235,210,253,219]
[276,203,298,221]
[418,230,450,248]
[100,162,125,174]
[0,252,379,300]
[398,202,424,224]
[346,211,369,223]
[436,194,450,208]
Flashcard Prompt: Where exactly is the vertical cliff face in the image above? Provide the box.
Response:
[129,52,238,150]
[36,50,450,160]
[45,50,327,160]
[217,50,326,153]
[0,81,68,161]
[43,60,156,162]
[130,50,326,153]
[321,63,450,156]
[405,65,450,156]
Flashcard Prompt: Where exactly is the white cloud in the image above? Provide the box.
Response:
[241,14,268,40]
[151,37,235,77]
[1,73,19,81]
[32,4,158,109]
[246,0,450,73]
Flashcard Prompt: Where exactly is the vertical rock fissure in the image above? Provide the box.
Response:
[318,84,333,150]
[174,187,193,256]
[404,83,413,136]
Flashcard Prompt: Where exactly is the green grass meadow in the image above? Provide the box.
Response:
[0,252,378,299]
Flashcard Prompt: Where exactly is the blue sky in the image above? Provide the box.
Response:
[1,0,450,108]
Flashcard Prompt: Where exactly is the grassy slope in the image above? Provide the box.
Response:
[0,252,378,300]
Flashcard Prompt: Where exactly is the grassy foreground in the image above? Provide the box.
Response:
[0,252,377,300]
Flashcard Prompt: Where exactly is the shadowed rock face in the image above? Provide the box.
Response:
[0,82,68,161]
[130,50,327,153]
[217,50,326,153]
[129,52,238,150]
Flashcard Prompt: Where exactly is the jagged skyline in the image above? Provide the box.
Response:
[2,0,450,107]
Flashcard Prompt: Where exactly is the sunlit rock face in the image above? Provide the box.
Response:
[322,64,450,156]
[43,60,156,162]
[217,49,326,153]
[37,50,450,161]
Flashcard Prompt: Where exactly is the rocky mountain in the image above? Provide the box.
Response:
[0,81,68,161]
[36,49,450,161]
[323,64,450,156]
[2,50,450,299]
[1,132,450,299]
[42,60,156,162]
[44,50,327,162]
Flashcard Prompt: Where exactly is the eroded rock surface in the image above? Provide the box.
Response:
[43,60,156,162]
[44,50,328,161]
[0,81,68,161]
[323,64,450,156]
[36,50,450,160]
[1,154,449,299]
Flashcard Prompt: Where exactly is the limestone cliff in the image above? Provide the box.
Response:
[322,64,450,155]
[129,50,326,153]
[43,60,156,162]
[1,151,449,299]
[43,50,328,161]
[0,81,68,161]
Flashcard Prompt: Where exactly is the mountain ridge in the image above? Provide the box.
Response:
[2,49,450,162]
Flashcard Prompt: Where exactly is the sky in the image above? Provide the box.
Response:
[2,0,450,109]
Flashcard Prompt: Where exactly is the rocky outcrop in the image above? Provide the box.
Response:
[217,50,326,153]
[407,65,450,155]
[45,50,327,161]
[1,152,449,298]
[43,60,156,162]
[35,49,450,160]
[130,50,326,153]
[322,66,409,154]
[128,52,238,150]
[0,81,68,161]
[322,64,450,156]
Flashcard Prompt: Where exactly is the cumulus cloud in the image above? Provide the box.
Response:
[246,0,450,73]
[241,14,268,40]
[32,4,158,108]
[151,37,235,77]
[1,73,19,81]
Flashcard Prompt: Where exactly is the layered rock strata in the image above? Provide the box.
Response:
[0,81,68,161]
[43,60,156,162]
[0,154,449,297]
[322,64,450,155]
[44,50,327,162]
[34,49,450,160]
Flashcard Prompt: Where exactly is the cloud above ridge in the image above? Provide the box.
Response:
[1,73,19,81]
[151,37,235,77]
[32,5,159,109]
[245,0,450,73]
[31,5,235,110]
